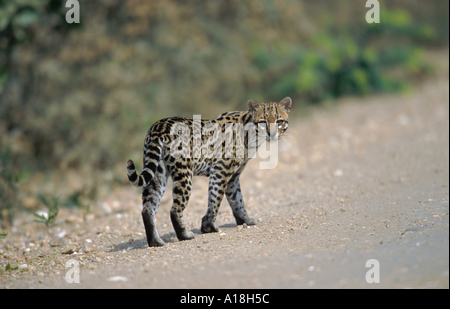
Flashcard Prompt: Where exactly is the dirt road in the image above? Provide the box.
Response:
[1,73,448,289]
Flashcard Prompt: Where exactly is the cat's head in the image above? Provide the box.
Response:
[248,97,292,142]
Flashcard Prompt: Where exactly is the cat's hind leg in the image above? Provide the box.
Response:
[170,170,195,241]
[141,163,167,247]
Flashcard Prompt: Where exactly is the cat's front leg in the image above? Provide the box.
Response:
[225,176,258,226]
[201,168,230,233]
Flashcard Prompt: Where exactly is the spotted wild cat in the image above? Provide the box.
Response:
[127,97,292,247]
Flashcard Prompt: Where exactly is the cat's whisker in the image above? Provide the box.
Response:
[280,136,292,147]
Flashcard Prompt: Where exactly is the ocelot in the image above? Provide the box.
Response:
[127,97,292,247]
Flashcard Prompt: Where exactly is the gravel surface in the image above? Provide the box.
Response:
[1,72,448,289]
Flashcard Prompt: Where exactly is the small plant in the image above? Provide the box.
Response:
[83,204,91,223]
[0,230,8,239]
[33,194,59,228]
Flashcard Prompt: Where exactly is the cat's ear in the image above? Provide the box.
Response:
[247,99,260,115]
[279,97,292,112]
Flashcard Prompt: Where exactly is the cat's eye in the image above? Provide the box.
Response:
[257,121,267,128]
[277,120,287,127]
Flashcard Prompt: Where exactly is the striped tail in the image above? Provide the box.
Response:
[127,137,164,187]
[127,157,160,187]
[127,159,148,187]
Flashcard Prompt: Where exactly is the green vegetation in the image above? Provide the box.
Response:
[251,8,436,103]
[0,230,8,239]
[0,0,71,87]
[33,194,59,228]
[0,0,445,224]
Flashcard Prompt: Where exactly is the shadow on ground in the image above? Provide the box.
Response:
[109,224,240,252]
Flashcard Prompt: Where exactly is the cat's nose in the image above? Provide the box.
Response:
[267,127,278,140]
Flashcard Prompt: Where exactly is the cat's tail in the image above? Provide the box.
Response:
[126,159,147,187]
[127,139,163,187]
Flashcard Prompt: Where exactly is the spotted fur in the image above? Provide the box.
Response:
[127,97,292,247]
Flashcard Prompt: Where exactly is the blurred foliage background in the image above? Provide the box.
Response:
[0,0,448,225]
